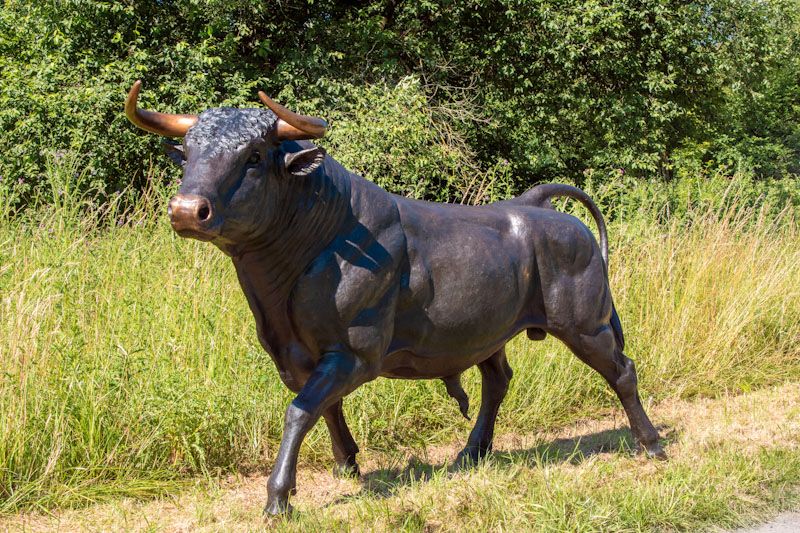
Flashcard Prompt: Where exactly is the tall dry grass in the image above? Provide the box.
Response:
[614,205,800,396]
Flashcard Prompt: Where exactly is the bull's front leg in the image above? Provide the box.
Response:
[264,351,368,516]
[323,399,360,478]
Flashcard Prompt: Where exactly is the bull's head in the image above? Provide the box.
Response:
[125,80,328,248]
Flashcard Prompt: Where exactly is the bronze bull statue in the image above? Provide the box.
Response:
[125,81,664,515]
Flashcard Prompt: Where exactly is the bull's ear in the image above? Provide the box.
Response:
[162,139,185,165]
[283,146,326,177]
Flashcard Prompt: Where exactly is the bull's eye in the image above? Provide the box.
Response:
[247,152,261,166]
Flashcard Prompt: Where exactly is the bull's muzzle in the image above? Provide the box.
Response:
[167,194,219,240]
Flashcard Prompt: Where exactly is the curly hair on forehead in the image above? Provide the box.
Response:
[185,108,278,155]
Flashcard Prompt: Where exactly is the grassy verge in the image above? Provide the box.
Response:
[0,169,799,515]
[4,382,799,531]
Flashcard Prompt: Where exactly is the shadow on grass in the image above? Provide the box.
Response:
[337,424,675,502]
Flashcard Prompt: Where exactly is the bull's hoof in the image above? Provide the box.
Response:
[263,496,294,517]
[640,441,667,460]
[333,459,361,479]
[455,445,491,467]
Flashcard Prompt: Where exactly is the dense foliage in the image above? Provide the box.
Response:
[1,0,799,206]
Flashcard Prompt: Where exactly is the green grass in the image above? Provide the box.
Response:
[1,165,799,522]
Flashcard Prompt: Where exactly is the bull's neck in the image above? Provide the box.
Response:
[232,163,352,310]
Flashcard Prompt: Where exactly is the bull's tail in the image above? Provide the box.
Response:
[517,183,608,267]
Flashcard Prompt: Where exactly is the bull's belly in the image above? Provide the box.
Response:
[379,314,537,379]
[379,346,500,379]
[380,349,499,379]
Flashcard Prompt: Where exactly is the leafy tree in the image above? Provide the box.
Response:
[0,0,797,207]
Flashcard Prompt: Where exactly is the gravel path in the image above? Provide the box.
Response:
[734,512,800,533]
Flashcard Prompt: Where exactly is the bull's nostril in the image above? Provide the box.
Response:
[197,204,211,222]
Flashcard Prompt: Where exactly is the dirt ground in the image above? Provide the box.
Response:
[3,382,799,532]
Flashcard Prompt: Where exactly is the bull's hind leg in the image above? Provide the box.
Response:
[558,326,665,458]
[456,347,513,464]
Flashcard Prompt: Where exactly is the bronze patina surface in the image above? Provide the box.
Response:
[126,81,664,515]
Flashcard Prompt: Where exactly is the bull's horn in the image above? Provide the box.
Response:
[258,91,327,140]
[125,80,198,137]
